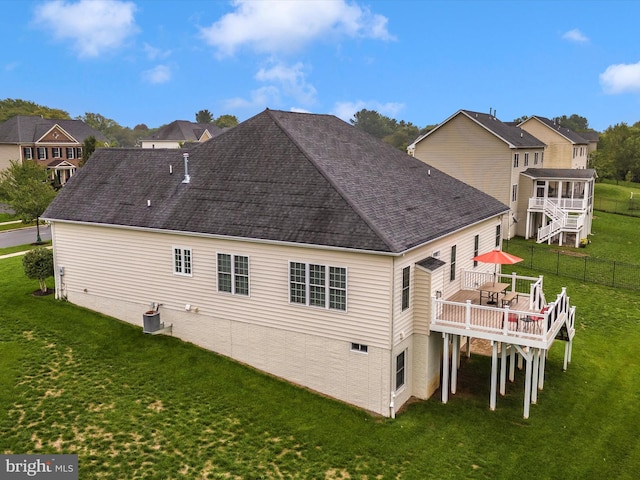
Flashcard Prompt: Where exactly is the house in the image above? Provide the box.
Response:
[410,109,546,240]
[140,120,226,149]
[411,109,595,247]
[0,115,108,185]
[518,116,591,169]
[43,109,576,418]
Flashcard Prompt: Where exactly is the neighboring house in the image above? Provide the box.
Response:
[43,109,576,418]
[411,109,595,247]
[410,109,546,240]
[578,130,600,157]
[0,115,108,185]
[140,120,226,149]
[518,116,590,169]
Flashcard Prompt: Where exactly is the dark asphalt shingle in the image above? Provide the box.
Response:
[44,109,509,253]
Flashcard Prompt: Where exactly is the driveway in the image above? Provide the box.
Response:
[0,224,51,248]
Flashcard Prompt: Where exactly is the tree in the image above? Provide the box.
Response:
[350,109,396,139]
[23,247,54,293]
[590,123,640,183]
[513,116,529,124]
[0,160,57,243]
[214,114,239,128]
[0,98,70,123]
[196,109,214,123]
[556,114,590,132]
[80,136,98,167]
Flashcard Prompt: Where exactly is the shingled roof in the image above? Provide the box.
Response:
[142,120,226,143]
[459,110,546,148]
[520,116,589,145]
[0,115,108,143]
[44,109,509,254]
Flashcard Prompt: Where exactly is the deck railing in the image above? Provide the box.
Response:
[528,197,589,212]
[434,277,570,346]
[461,270,543,307]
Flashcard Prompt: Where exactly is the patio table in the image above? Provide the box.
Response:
[478,282,509,305]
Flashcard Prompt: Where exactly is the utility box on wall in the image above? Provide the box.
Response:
[143,310,161,333]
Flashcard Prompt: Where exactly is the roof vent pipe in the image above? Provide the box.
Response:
[182,153,190,184]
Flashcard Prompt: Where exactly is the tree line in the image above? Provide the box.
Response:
[0,99,239,148]
[3,97,640,184]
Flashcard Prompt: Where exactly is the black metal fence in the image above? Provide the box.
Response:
[593,197,640,217]
[503,241,640,291]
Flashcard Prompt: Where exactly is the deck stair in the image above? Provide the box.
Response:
[536,199,568,244]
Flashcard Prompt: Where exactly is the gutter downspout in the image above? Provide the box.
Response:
[389,256,397,419]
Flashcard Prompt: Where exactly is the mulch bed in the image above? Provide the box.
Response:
[32,288,54,297]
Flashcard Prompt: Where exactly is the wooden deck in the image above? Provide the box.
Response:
[431,288,565,349]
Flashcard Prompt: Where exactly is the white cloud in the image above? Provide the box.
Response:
[4,61,19,72]
[32,0,138,58]
[332,100,404,122]
[142,65,171,84]
[223,85,281,111]
[255,62,317,106]
[200,0,394,57]
[143,43,172,61]
[600,61,640,94]
[562,28,589,44]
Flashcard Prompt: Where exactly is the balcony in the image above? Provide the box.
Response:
[430,270,575,350]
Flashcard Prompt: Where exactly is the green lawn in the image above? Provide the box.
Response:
[594,179,640,216]
[1,255,639,478]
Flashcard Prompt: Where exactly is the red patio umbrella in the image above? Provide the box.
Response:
[473,249,523,284]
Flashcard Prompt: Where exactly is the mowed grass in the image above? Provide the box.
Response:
[594,179,640,216]
[1,254,640,478]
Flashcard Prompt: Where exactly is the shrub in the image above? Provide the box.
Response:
[22,247,53,293]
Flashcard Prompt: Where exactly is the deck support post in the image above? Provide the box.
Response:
[451,335,459,395]
[531,348,540,404]
[490,341,498,411]
[500,343,508,396]
[466,336,471,358]
[538,349,546,390]
[509,347,516,382]
[563,340,572,371]
[442,333,449,404]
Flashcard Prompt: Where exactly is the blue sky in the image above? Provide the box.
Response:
[2,0,640,132]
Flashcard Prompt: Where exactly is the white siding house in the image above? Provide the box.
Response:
[45,110,574,417]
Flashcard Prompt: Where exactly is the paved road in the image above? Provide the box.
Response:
[0,224,52,248]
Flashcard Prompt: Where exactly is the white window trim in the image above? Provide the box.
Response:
[173,246,192,276]
[288,261,347,312]
[217,252,250,296]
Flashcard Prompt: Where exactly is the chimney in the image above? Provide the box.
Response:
[182,153,190,184]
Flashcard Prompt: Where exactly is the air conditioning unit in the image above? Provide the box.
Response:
[143,310,162,333]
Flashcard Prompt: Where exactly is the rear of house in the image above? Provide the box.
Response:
[44,110,509,416]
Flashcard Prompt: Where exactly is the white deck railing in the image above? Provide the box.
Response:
[528,197,589,212]
[433,276,571,348]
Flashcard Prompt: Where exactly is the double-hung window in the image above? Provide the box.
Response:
[401,266,410,311]
[289,262,347,310]
[23,147,33,160]
[52,147,62,158]
[474,234,479,267]
[217,253,249,295]
[495,225,501,247]
[450,245,457,281]
[524,152,529,166]
[66,147,75,159]
[173,247,192,276]
[513,153,519,168]
[37,147,47,160]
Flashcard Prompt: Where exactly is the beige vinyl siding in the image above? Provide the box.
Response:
[51,222,394,348]
[392,216,503,344]
[51,222,398,415]
[413,113,512,206]
[0,144,20,170]
[516,176,535,238]
[519,120,582,169]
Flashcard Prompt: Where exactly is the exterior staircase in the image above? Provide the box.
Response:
[536,199,568,243]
